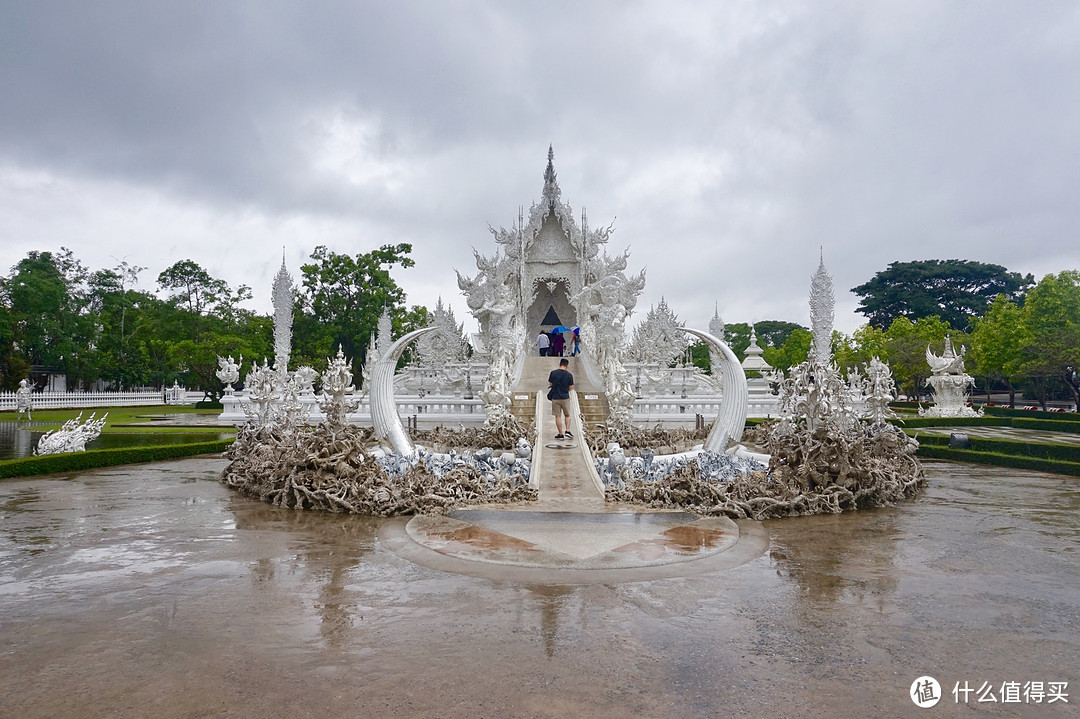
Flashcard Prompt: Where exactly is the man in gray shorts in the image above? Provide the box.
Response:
[547,358,575,440]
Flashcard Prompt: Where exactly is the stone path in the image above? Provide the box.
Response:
[396,355,763,580]
[913,425,1080,446]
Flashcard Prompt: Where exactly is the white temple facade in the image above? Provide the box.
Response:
[219,148,785,428]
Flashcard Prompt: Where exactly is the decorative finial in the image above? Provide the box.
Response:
[543,144,556,187]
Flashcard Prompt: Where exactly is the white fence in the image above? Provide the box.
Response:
[633,397,780,420]
[0,389,200,412]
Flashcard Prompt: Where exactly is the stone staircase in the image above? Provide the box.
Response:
[509,392,536,426]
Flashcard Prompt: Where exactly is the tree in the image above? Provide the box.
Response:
[1017,271,1080,410]
[752,320,807,350]
[723,320,806,363]
[762,328,812,372]
[882,316,954,398]
[833,324,889,374]
[296,244,427,377]
[157,260,252,322]
[969,295,1029,407]
[852,259,1034,330]
[3,249,96,387]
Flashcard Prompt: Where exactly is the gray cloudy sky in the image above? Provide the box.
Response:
[2,1,1078,335]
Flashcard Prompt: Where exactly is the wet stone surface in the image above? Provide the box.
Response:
[1,457,1078,717]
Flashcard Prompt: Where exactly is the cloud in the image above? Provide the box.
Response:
[1,1,1078,337]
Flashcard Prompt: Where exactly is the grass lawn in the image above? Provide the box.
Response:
[0,405,235,434]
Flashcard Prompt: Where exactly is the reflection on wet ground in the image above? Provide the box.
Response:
[1,458,1078,717]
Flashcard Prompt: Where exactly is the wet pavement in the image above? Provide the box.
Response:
[1,457,1078,717]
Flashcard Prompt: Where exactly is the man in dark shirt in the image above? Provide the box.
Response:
[547,358,574,440]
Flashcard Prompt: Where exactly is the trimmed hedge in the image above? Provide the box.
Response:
[1011,417,1080,433]
[915,434,1080,463]
[916,445,1080,477]
[982,405,1078,420]
[889,416,1011,429]
[0,439,234,480]
[890,415,1080,433]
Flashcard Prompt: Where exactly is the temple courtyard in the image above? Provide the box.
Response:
[0,455,1076,717]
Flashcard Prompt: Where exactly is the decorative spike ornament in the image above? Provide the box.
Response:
[271,252,294,373]
[809,251,834,366]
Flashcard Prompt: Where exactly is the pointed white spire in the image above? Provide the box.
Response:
[271,250,294,372]
[809,250,835,366]
[541,144,561,207]
[709,303,725,341]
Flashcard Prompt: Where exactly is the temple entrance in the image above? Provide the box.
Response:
[527,278,576,334]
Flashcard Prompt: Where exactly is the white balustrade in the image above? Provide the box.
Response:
[0,389,195,412]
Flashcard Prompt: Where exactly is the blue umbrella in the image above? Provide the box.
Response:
[550,325,573,334]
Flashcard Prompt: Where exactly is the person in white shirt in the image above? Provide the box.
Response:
[537,331,551,356]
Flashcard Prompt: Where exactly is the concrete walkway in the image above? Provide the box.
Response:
[512,355,605,510]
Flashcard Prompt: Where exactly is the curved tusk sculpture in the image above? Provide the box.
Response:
[372,326,439,456]
[680,327,748,452]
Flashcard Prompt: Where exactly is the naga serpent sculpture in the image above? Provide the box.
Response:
[371,326,439,456]
[680,327,748,453]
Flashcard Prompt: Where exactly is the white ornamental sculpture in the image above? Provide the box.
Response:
[242,359,278,428]
[271,253,294,374]
[215,355,242,394]
[36,412,108,455]
[629,297,688,367]
[773,254,859,433]
[809,251,834,367]
[861,356,899,426]
[572,257,646,430]
[15,378,33,420]
[708,304,726,385]
[920,336,982,418]
[319,345,361,428]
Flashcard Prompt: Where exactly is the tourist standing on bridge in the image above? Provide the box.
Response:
[551,331,565,357]
[548,358,575,440]
[537,331,550,357]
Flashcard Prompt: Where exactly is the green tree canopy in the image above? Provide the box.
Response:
[852,259,1033,331]
[969,294,1029,406]
[762,328,812,372]
[883,315,955,397]
[1017,271,1080,410]
[723,320,807,362]
[296,244,427,376]
[833,324,889,373]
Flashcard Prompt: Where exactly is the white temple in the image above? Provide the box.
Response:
[220,148,785,428]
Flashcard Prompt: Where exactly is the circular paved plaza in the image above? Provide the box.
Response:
[0,457,1077,717]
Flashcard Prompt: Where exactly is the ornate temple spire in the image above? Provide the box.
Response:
[709,303,725,340]
[271,250,294,373]
[542,144,561,207]
[809,250,835,366]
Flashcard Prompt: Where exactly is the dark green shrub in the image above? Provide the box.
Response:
[1011,418,1080,433]
[0,439,234,479]
[890,416,1011,429]
[983,406,1078,420]
[915,445,1080,477]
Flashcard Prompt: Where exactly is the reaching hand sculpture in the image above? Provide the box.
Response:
[371,327,438,456]
[680,327,748,452]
